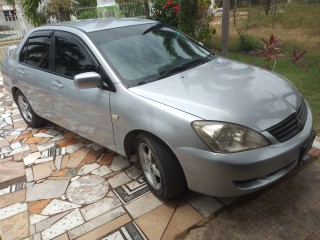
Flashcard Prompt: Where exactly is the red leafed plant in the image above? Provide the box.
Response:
[292,49,307,70]
[252,34,286,62]
[251,34,307,71]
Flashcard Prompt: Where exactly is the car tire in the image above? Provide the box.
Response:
[136,134,186,199]
[15,90,46,128]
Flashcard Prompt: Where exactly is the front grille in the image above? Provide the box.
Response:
[267,99,307,142]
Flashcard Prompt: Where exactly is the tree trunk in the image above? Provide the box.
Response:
[272,0,277,28]
[233,0,237,27]
[221,0,230,57]
[144,0,150,18]
[247,0,251,25]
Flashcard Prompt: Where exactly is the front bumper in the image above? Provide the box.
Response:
[174,104,315,197]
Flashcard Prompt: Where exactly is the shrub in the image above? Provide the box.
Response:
[116,0,146,17]
[178,0,199,38]
[253,34,285,61]
[153,0,215,42]
[0,25,13,31]
[292,49,307,70]
[77,9,97,19]
[251,34,306,71]
[179,0,215,42]
[238,31,260,52]
[195,0,216,43]
[152,0,180,28]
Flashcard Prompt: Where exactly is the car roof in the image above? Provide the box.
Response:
[46,18,157,33]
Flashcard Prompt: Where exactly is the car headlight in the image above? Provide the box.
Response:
[192,121,269,153]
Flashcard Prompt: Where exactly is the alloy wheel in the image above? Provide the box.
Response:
[139,143,161,190]
[17,95,32,122]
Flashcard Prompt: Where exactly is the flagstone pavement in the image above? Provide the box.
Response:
[0,71,319,240]
[0,73,226,240]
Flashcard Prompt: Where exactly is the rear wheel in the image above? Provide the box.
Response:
[15,90,46,128]
[136,134,186,199]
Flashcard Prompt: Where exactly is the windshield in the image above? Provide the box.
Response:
[89,23,213,87]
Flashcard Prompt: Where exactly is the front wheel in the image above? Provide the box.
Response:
[136,134,186,199]
[15,90,46,128]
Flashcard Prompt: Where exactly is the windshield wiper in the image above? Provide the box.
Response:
[199,53,214,65]
[158,54,214,80]
[135,54,215,86]
[157,64,190,79]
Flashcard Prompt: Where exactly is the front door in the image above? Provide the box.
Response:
[49,31,115,150]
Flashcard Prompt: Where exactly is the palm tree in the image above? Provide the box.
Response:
[23,0,43,25]
[143,23,197,58]
[6,0,42,26]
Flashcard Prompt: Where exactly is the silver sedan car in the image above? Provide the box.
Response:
[1,18,316,199]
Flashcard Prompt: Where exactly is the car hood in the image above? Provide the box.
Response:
[129,57,302,131]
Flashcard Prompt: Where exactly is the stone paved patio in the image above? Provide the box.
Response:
[0,74,230,240]
[0,71,319,240]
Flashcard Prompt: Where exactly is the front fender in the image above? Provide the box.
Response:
[110,83,209,156]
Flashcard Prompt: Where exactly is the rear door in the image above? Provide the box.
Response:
[49,31,115,150]
[16,31,56,120]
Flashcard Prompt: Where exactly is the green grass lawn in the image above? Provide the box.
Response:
[243,3,320,30]
[209,3,320,53]
[227,52,320,133]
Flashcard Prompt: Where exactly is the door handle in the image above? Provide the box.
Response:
[51,80,63,89]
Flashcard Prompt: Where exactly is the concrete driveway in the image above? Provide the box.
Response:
[0,72,319,240]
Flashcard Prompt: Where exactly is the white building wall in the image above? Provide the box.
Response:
[0,0,34,38]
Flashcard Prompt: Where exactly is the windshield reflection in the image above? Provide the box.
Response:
[89,23,212,87]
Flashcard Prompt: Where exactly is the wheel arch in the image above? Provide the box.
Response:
[11,87,38,115]
[125,129,187,198]
[10,87,47,127]
[124,130,155,158]
[123,130,185,176]
[11,87,20,102]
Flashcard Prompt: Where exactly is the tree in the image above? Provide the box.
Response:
[221,0,230,57]
[6,0,43,26]
[7,0,77,26]
[143,23,197,58]
[144,0,150,18]
[22,0,43,26]
[196,0,215,43]
[178,0,199,39]
[46,0,74,22]
[179,0,215,43]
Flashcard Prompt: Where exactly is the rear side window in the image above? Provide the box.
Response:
[54,35,98,78]
[19,36,50,69]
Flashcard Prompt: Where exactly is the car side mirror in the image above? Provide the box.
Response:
[74,72,101,89]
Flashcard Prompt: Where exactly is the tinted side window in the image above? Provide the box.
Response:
[54,36,98,78]
[19,37,50,69]
[19,44,27,64]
